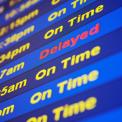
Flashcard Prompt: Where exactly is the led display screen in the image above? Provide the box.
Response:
[0,0,122,122]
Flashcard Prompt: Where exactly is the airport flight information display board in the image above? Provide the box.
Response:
[0,0,122,122]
